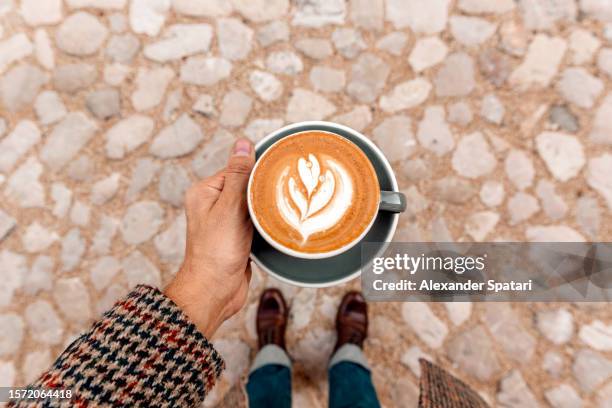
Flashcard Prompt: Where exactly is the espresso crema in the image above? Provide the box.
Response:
[250,131,380,254]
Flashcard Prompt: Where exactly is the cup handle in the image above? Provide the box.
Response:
[379,190,406,213]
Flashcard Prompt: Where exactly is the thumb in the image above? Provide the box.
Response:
[219,138,255,204]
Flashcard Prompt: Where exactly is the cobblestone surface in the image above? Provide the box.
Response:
[1,0,612,407]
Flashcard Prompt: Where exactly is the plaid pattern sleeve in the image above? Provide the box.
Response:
[9,285,225,408]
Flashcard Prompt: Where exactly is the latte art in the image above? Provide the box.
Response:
[249,131,380,254]
[277,154,353,243]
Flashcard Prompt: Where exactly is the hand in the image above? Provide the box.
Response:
[164,138,255,338]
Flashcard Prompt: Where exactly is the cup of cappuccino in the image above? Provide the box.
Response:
[248,121,406,261]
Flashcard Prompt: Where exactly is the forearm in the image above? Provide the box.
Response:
[9,285,224,408]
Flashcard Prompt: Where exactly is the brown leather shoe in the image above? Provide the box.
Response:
[334,291,368,352]
[256,288,288,350]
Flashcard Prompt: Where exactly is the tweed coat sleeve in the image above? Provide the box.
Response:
[9,285,225,408]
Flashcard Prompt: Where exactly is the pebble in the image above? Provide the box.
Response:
[96,284,128,315]
[91,173,120,205]
[21,222,58,253]
[86,88,120,120]
[20,0,62,25]
[347,53,390,103]
[572,349,612,392]
[120,201,164,245]
[484,303,536,363]
[23,256,53,295]
[569,28,600,65]
[545,384,583,408]
[452,132,496,179]
[386,0,450,33]
[122,250,161,289]
[125,159,160,203]
[536,308,574,345]
[90,256,121,291]
[434,177,475,204]
[599,382,612,408]
[557,68,603,109]
[22,349,51,384]
[53,63,97,94]
[180,56,232,86]
[444,302,472,326]
[520,0,576,29]
[108,13,127,32]
[590,93,612,146]
[131,67,175,111]
[588,154,612,211]
[34,29,55,70]
[458,0,515,13]
[4,157,45,208]
[400,346,433,376]
[536,132,585,182]
[144,24,212,62]
[219,90,252,128]
[465,211,499,241]
[244,118,284,142]
[24,300,64,346]
[286,89,336,122]
[505,149,534,190]
[154,212,186,265]
[292,328,335,374]
[375,32,407,56]
[447,101,473,126]
[416,106,454,156]
[53,277,92,324]
[266,51,303,75]
[67,0,126,8]
[192,130,234,178]
[580,0,612,21]
[61,228,85,271]
[291,0,346,27]
[575,197,600,238]
[507,192,539,225]
[40,112,98,171]
[0,209,15,242]
[257,21,289,47]
[598,48,612,78]
[172,0,232,17]
[331,105,372,132]
[233,0,288,22]
[158,164,190,207]
[310,66,346,93]
[480,94,504,124]
[497,370,539,408]
[150,114,204,158]
[372,115,416,162]
[91,215,119,255]
[1,64,47,113]
[56,12,108,56]
[525,225,585,242]
[403,186,429,217]
[447,325,500,381]
[249,70,283,102]
[510,34,567,89]
[543,351,564,377]
[192,94,216,117]
[106,34,140,63]
[0,250,27,307]
[129,0,170,36]
[402,302,448,349]
[217,18,253,61]
[579,320,612,351]
[350,0,383,30]
[34,91,66,125]
[66,156,94,182]
[450,16,496,47]
[549,105,579,133]
[0,361,15,387]
[536,180,567,220]
[213,339,250,388]
[379,78,431,113]
[0,120,40,173]
[104,63,130,86]
[0,313,23,356]
[408,36,448,72]
[332,28,366,59]
[51,183,72,218]
[478,48,511,88]
[289,289,317,330]
[105,115,155,159]
[434,52,475,97]
[0,34,33,74]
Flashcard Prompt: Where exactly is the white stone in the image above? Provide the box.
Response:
[56,12,108,56]
[526,225,585,242]
[458,0,515,13]
[452,132,496,179]
[444,302,472,326]
[372,115,416,162]
[104,63,130,86]
[380,78,431,113]
[61,228,85,271]
[375,32,407,56]
[40,112,98,171]
[21,222,58,253]
[480,181,504,208]
[580,320,612,351]
[331,105,372,132]
[108,13,127,32]
[105,115,154,160]
[0,313,23,356]
[0,250,26,307]
[0,208,15,242]
[266,51,303,75]
[465,211,499,241]
[386,0,450,33]
[402,302,448,349]
[53,63,96,93]
[0,120,40,172]
[497,370,540,408]
[91,215,119,255]
[131,67,174,111]
[34,91,66,125]
[233,0,288,22]
[213,339,250,387]
[23,255,54,295]
[510,35,567,89]
[569,28,600,64]
[545,384,583,408]
[309,66,346,93]
[154,212,186,266]
[219,90,252,128]
[572,349,612,392]
[53,277,92,324]
[599,48,612,78]
[347,53,390,103]
[22,349,51,384]
[580,0,612,21]
[90,256,121,291]
[408,36,448,72]
[0,361,15,387]
[158,164,190,207]
[96,283,128,315]
[507,192,539,225]
[536,180,567,220]
[536,308,574,345]
[34,29,54,69]
[192,94,216,117]
[150,114,204,158]
[1,64,47,112]
[0,33,33,74]
[505,149,534,190]
[447,101,473,126]
[125,159,160,203]
[70,201,90,226]
[292,328,336,375]
[217,18,253,61]
[332,28,366,59]
[286,89,336,122]
[536,132,585,182]
[67,0,126,8]
[25,300,64,346]
[295,38,333,59]
[351,0,383,30]
[180,56,232,86]
[244,119,284,142]
[417,106,454,156]
[249,70,283,102]
[172,0,232,17]
[543,351,564,377]
[4,157,45,208]
[106,33,139,62]
[291,0,346,27]
[91,173,120,205]
[434,52,475,97]
[450,16,496,46]
[587,154,612,210]
[21,0,61,25]
[50,183,71,218]
[520,0,576,29]
[480,94,504,125]
[192,129,234,178]
[557,68,603,109]
[400,346,433,377]
[130,0,170,36]
[144,24,212,62]
[121,201,164,245]
[122,250,161,289]
[257,21,290,47]
[576,197,600,238]
[590,93,612,146]
[290,289,317,330]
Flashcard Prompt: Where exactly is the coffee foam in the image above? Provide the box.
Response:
[250,131,380,254]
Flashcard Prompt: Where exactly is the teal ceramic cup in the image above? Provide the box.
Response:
[248,121,406,287]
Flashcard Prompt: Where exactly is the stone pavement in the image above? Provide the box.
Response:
[0,0,612,406]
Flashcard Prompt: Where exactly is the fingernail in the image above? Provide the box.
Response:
[233,139,252,156]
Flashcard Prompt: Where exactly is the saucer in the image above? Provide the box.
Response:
[249,121,400,288]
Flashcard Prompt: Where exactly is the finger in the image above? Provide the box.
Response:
[218,138,255,207]
[185,169,226,214]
